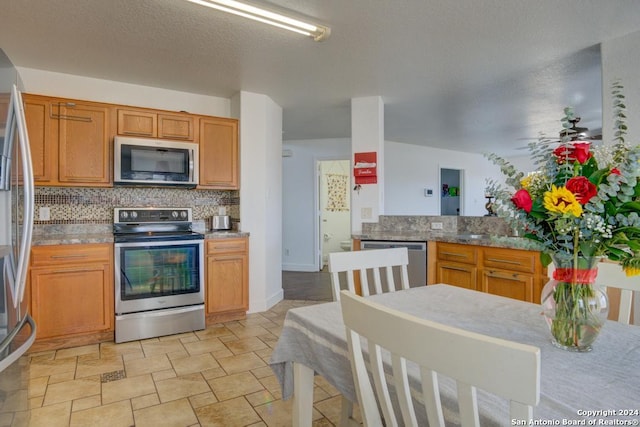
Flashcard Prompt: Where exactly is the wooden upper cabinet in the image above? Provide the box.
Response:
[199,117,239,189]
[23,96,54,182]
[23,94,112,187]
[56,102,111,185]
[0,94,8,128]
[117,109,157,138]
[158,113,194,140]
[117,108,194,141]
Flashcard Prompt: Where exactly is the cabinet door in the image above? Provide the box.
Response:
[23,96,56,183]
[199,117,239,189]
[480,268,534,302]
[159,113,194,140]
[206,252,248,314]
[0,94,8,128]
[56,102,111,185]
[436,261,478,291]
[30,262,113,339]
[117,109,157,137]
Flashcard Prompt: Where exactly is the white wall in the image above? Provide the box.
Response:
[601,29,640,327]
[384,141,502,216]
[282,138,504,270]
[601,30,640,147]
[282,138,351,271]
[16,67,230,116]
[351,97,384,233]
[234,91,283,312]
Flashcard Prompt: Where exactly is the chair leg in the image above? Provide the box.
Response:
[340,396,359,426]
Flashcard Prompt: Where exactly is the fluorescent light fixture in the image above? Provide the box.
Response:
[186,0,330,41]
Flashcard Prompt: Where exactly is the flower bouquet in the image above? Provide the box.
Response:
[486,82,640,351]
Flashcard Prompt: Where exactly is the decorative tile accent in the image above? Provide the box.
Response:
[101,370,126,383]
[33,187,240,225]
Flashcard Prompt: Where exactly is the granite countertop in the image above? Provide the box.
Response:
[353,232,545,251]
[32,231,249,246]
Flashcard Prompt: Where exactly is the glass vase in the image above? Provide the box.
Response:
[540,254,609,352]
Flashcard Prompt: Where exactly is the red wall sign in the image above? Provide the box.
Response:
[354,152,377,184]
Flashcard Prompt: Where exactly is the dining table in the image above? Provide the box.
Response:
[269,284,640,427]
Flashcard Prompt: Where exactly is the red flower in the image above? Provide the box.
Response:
[611,168,621,175]
[566,176,597,204]
[553,142,593,164]
[511,189,533,213]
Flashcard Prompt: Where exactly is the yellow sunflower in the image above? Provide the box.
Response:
[543,185,583,217]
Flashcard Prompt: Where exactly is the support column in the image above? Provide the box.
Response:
[351,96,384,234]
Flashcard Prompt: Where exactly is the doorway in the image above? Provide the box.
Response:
[316,159,351,269]
[440,167,463,216]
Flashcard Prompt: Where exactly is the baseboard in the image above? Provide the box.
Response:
[282,263,317,272]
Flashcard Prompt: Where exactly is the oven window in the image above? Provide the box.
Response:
[119,244,200,300]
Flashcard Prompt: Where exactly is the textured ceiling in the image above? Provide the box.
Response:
[1,0,640,156]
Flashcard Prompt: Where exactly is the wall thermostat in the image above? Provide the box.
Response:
[424,188,434,197]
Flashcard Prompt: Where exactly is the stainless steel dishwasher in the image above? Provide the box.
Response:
[360,240,427,287]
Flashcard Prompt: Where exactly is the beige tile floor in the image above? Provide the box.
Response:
[26,299,355,427]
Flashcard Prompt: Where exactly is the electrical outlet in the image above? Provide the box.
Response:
[218,206,227,215]
[431,222,443,230]
[361,207,372,219]
[39,207,50,221]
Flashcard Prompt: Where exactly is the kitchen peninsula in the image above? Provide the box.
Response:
[353,215,548,304]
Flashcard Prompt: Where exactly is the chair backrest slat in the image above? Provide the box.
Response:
[328,247,411,300]
[594,262,638,325]
[340,290,541,426]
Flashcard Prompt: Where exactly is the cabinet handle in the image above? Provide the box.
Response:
[485,258,523,265]
[440,252,468,258]
[486,271,520,281]
[121,131,153,136]
[443,266,470,272]
[50,254,89,259]
[50,103,93,122]
[51,267,96,273]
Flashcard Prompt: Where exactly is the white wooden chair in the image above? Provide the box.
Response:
[594,262,639,325]
[328,247,410,301]
[340,290,541,427]
[328,247,410,426]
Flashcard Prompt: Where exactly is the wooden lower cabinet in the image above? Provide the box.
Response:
[434,242,545,303]
[29,243,114,350]
[479,268,534,302]
[205,237,249,323]
[436,261,478,291]
[435,242,478,291]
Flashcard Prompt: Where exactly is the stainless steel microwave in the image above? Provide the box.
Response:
[114,136,199,188]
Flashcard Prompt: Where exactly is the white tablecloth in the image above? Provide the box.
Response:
[270,285,640,425]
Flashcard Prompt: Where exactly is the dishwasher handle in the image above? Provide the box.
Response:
[361,241,426,251]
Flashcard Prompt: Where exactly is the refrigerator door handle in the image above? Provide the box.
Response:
[11,86,34,307]
[0,314,36,372]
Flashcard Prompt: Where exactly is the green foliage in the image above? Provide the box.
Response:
[484,81,640,275]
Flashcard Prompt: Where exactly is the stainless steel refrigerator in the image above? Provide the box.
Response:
[0,48,35,426]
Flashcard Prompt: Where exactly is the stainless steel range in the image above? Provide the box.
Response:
[113,207,205,343]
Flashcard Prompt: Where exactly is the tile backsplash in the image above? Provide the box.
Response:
[34,186,239,227]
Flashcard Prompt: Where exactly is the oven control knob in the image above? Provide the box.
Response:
[120,211,128,219]
[130,211,138,219]
[172,211,179,219]
[180,211,187,219]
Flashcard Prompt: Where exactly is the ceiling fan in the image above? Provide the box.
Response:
[517,116,602,143]
[560,117,602,141]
